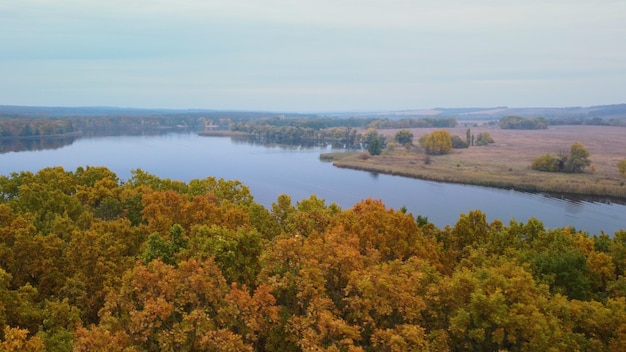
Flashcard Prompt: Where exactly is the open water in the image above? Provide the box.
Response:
[1,132,624,235]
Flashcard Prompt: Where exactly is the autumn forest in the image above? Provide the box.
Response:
[1,166,626,351]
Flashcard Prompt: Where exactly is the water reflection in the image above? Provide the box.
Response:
[229,136,325,150]
[0,136,77,154]
[0,133,623,235]
[0,129,197,154]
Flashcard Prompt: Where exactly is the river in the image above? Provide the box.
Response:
[1,132,624,235]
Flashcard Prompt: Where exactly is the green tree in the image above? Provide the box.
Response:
[364,128,386,156]
[141,232,176,265]
[474,132,494,146]
[451,135,469,149]
[419,130,452,155]
[565,141,591,173]
[394,130,413,146]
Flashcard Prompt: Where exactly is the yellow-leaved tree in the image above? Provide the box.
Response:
[419,130,452,155]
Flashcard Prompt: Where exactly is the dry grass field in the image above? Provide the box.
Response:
[327,125,626,200]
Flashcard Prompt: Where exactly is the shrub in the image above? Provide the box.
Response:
[531,142,591,173]
[475,132,494,146]
[451,135,469,149]
[532,154,561,172]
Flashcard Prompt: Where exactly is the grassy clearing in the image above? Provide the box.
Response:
[325,125,626,200]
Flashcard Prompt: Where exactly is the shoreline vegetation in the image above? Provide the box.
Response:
[322,125,626,202]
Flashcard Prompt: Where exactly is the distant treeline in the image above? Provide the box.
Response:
[230,118,360,148]
[548,116,625,127]
[230,117,458,146]
[499,116,549,130]
[0,108,313,139]
[233,116,458,130]
[366,117,458,129]
[500,115,626,129]
[0,116,204,138]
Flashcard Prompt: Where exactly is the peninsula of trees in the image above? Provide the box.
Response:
[1,166,626,351]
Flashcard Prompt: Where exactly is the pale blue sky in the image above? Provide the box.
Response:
[2,0,625,111]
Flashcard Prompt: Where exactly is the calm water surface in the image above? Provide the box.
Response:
[1,133,624,235]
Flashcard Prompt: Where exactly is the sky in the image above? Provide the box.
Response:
[1,0,625,112]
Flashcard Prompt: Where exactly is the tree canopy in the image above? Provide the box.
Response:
[474,131,494,146]
[394,129,414,146]
[419,130,453,155]
[364,128,386,156]
[0,166,625,351]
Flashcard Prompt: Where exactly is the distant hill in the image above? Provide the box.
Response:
[432,104,626,120]
[0,105,242,118]
[2,104,625,121]
[321,104,626,121]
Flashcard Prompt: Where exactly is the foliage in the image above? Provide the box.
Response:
[367,117,458,129]
[499,115,548,129]
[474,131,494,146]
[419,130,453,155]
[566,141,591,172]
[394,129,413,146]
[532,142,591,173]
[0,166,626,350]
[364,128,386,156]
[531,154,561,172]
[451,134,469,149]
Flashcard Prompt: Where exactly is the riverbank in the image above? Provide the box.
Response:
[323,125,626,202]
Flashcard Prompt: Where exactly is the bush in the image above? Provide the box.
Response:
[531,154,561,172]
[531,142,591,173]
[475,132,494,146]
[451,135,469,149]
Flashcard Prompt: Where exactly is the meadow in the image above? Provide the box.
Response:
[327,125,626,200]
